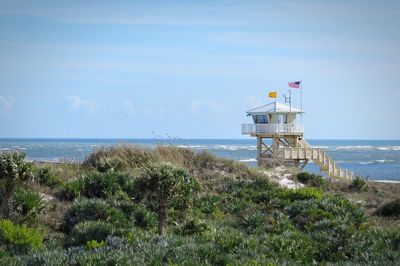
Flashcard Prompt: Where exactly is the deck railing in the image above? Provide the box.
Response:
[241,123,304,135]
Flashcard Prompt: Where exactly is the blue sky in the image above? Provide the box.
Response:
[0,0,399,139]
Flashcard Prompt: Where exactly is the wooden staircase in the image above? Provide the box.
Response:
[279,138,353,180]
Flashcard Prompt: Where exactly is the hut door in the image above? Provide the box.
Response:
[278,114,284,124]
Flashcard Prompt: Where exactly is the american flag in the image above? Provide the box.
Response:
[288,81,301,89]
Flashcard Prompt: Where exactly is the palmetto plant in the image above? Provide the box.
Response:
[0,152,33,219]
[136,162,198,235]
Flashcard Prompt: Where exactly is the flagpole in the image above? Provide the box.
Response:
[300,80,303,124]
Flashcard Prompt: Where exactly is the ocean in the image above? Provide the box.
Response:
[1,138,399,181]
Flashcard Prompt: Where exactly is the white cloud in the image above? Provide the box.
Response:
[191,99,224,113]
[123,100,134,112]
[0,95,15,110]
[67,96,96,112]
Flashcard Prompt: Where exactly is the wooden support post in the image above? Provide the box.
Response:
[333,163,336,177]
[272,137,279,159]
[257,136,262,167]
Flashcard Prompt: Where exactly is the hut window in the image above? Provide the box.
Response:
[253,115,268,124]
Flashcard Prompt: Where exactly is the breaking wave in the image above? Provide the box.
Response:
[334,146,373,150]
[239,158,258,162]
[176,145,209,149]
[376,146,400,151]
[333,146,400,151]
[374,159,395,164]
[215,145,257,151]
[340,160,395,165]
[177,145,257,151]
[312,146,329,149]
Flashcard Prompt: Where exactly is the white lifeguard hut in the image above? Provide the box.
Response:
[242,101,353,179]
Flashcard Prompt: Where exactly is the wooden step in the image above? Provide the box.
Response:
[279,138,354,179]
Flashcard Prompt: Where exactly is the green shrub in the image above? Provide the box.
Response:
[132,205,158,230]
[377,229,400,252]
[374,199,400,217]
[86,239,106,250]
[61,197,109,232]
[179,219,208,235]
[82,171,134,198]
[211,206,224,221]
[95,157,124,172]
[13,188,44,222]
[0,248,8,259]
[36,166,63,188]
[224,197,256,214]
[0,219,43,253]
[58,172,135,201]
[195,194,221,214]
[66,221,115,246]
[308,218,363,261]
[108,194,137,216]
[224,179,250,194]
[266,230,316,263]
[13,249,68,265]
[223,179,277,209]
[216,227,245,252]
[248,177,274,192]
[251,190,278,205]
[264,211,295,234]
[349,229,400,263]
[293,208,334,230]
[242,211,266,233]
[279,187,323,201]
[0,152,33,219]
[295,172,325,187]
[285,197,368,232]
[58,178,84,201]
[125,227,153,245]
[350,176,366,191]
[61,198,128,233]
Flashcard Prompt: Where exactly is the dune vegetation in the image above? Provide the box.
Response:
[0,145,399,265]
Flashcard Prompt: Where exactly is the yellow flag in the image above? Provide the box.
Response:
[268,91,277,98]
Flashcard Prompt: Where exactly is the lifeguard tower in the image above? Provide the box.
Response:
[241,101,353,180]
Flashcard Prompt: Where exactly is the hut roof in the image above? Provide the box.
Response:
[247,102,303,115]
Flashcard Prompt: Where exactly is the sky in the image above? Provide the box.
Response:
[0,0,399,139]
